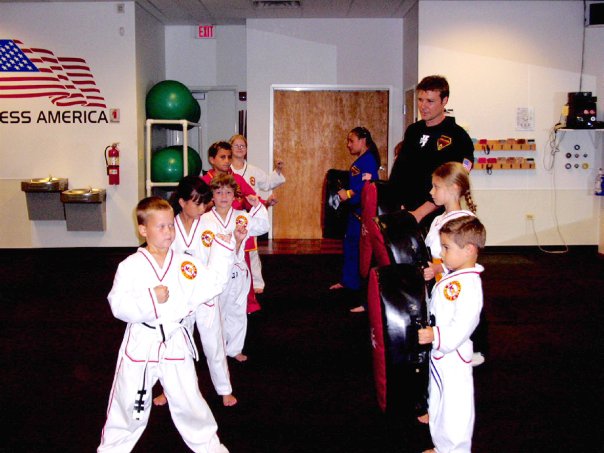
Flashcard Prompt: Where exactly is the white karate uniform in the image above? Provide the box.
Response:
[232,161,285,290]
[98,240,235,453]
[427,264,484,453]
[172,213,232,396]
[198,203,269,357]
[425,210,475,277]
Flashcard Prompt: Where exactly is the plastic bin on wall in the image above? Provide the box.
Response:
[61,188,107,231]
[21,176,69,220]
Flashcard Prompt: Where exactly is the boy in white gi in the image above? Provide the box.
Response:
[98,197,246,453]
[199,173,269,362]
[418,215,486,453]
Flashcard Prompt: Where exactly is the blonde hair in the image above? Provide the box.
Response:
[136,197,172,225]
[229,134,247,147]
[433,161,476,213]
[440,215,486,250]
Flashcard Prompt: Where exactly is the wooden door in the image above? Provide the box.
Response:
[272,90,389,239]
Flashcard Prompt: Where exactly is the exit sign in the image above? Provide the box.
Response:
[197,25,215,39]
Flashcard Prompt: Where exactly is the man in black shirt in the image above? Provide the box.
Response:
[389,75,474,230]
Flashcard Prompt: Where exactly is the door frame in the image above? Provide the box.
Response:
[269,84,394,239]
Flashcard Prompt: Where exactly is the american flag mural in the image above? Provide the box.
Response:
[0,39,106,108]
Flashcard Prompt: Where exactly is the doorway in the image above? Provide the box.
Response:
[271,87,390,239]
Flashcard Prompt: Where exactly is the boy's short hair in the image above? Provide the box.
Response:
[208,141,232,159]
[417,75,449,100]
[210,173,240,194]
[440,215,486,250]
[136,196,172,225]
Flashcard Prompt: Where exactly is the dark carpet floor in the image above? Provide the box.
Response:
[1,247,603,452]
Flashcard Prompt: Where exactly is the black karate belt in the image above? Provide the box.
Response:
[367,263,431,415]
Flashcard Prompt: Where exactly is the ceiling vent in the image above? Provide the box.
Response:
[252,1,302,9]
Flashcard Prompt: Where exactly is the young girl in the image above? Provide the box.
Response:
[154,176,238,407]
[422,161,486,367]
[423,161,477,282]
[199,174,270,362]
[330,127,380,313]
[230,134,284,295]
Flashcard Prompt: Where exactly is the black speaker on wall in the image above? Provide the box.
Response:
[589,2,604,26]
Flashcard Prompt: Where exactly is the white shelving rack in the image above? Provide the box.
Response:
[145,119,202,196]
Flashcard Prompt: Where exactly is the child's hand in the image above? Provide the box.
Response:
[154,285,169,304]
[216,233,232,243]
[265,193,278,207]
[423,263,436,281]
[418,326,434,345]
[275,160,284,173]
[234,225,247,250]
[246,194,260,207]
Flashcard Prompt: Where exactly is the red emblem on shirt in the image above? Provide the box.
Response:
[201,230,215,247]
[181,261,198,280]
[236,215,248,228]
[250,176,256,186]
[437,135,452,151]
[443,280,461,301]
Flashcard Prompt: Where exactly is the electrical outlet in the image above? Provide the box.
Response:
[525,213,534,220]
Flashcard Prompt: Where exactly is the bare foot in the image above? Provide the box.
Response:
[222,394,238,407]
[153,393,168,406]
[349,306,366,313]
[254,288,264,294]
[234,353,248,362]
[329,282,344,290]
[417,413,429,424]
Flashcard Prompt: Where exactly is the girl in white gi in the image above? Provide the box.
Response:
[200,173,270,362]
[98,197,245,452]
[422,161,485,367]
[153,176,238,408]
[229,134,284,294]
[418,215,486,453]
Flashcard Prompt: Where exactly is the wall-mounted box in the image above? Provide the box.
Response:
[21,177,68,220]
[61,188,107,231]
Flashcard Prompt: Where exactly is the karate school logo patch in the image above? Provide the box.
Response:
[443,280,462,301]
[437,135,452,151]
[250,176,256,186]
[180,261,198,280]
[201,230,215,247]
[350,165,361,176]
[235,215,248,228]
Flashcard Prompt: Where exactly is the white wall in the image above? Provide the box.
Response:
[246,19,404,173]
[0,1,142,247]
[135,3,166,200]
[418,0,604,246]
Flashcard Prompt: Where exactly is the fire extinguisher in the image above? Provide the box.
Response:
[105,143,120,185]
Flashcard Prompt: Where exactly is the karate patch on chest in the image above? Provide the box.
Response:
[350,165,361,176]
[236,215,248,228]
[443,280,462,301]
[437,135,452,151]
[201,230,215,247]
[180,261,198,280]
[249,176,256,187]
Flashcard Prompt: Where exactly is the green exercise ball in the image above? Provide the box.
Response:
[151,146,203,182]
[146,80,198,122]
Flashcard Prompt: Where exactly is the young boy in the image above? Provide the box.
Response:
[98,197,245,453]
[418,215,486,453]
[199,174,269,362]
[202,140,267,314]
